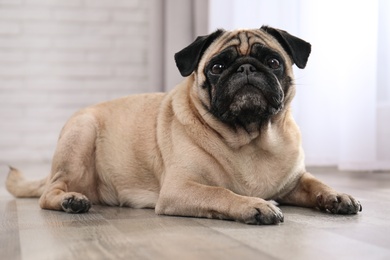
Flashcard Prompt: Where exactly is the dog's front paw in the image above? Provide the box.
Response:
[241,200,284,225]
[316,192,362,215]
[61,193,91,213]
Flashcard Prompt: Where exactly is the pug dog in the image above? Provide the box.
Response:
[6,26,362,225]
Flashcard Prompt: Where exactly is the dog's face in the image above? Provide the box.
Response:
[175,26,311,129]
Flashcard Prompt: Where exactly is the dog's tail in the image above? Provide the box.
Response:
[6,166,47,198]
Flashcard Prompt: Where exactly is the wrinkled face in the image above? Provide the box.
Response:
[175,26,311,130]
[200,31,293,128]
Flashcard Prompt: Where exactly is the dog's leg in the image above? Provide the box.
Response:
[156,181,284,225]
[278,172,362,214]
[39,176,91,213]
[39,113,98,213]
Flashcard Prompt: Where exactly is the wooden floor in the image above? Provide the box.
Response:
[1,164,390,260]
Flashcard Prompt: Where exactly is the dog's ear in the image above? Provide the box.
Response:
[175,29,225,77]
[261,26,311,69]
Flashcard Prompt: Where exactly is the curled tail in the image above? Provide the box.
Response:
[6,166,48,198]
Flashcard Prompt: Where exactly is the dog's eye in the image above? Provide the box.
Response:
[267,58,280,69]
[210,64,225,74]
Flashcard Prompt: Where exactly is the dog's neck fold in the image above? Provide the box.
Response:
[170,77,289,149]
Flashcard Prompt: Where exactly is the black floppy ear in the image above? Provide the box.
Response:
[261,26,311,69]
[175,29,224,77]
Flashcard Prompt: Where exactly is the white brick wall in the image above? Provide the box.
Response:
[0,0,156,164]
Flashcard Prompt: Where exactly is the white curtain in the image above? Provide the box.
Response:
[209,0,390,171]
[148,0,209,91]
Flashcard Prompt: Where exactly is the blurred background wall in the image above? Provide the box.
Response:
[0,0,389,171]
[0,0,154,164]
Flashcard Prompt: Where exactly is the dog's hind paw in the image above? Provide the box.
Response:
[61,193,91,213]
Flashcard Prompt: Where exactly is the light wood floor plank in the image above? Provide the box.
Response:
[1,165,390,260]
[0,200,21,260]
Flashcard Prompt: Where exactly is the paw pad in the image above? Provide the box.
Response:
[62,194,91,213]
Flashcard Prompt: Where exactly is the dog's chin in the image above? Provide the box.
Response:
[216,86,283,128]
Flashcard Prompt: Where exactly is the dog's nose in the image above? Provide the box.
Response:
[237,64,256,74]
